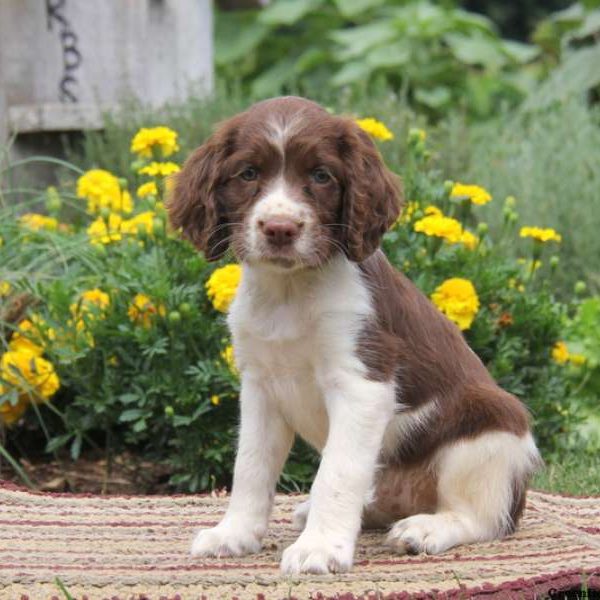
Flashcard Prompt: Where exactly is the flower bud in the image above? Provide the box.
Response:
[504,195,516,208]
[574,281,587,296]
[152,217,164,236]
[99,207,111,220]
[549,256,559,270]
[168,310,181,324]
[179,302,192,316]
[164,406,174,417]
[443,180,454,193]
[46,186,62,214]
[477,222,489,235]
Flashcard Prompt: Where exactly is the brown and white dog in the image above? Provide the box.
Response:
[168,96,540,575]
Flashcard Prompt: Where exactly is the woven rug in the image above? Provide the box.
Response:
[1,482,599,600]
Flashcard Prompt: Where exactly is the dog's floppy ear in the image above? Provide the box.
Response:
[337,119,403,262]
[167,116,240,261]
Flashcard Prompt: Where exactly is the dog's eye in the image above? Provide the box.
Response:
[240,167,259,181]
[311,168,331,184]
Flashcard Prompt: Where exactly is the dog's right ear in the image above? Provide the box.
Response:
[167,117,239,261]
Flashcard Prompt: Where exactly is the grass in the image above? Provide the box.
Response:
[534,450,600,495]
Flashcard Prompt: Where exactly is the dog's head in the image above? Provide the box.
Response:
[168,96,402,268]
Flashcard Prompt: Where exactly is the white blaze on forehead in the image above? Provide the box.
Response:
[266,113,304,154]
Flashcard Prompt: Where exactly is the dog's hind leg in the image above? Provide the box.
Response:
[386,431,540,555]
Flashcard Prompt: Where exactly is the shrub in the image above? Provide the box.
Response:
[0,116,591,491]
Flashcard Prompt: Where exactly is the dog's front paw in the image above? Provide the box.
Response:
[280,532,354,574]
[191,521,263,558]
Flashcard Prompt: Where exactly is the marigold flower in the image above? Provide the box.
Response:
[0,281,11,297]
[121,211,156,237]
[127,293,166,328]
[414,214,463,244]
[87,213,124,245]
[206,264,242,313]
[137,181,158,199]
[0,350,60,401]
[70,289,110,321]
[355,118,394,141]
[138,162,180,178]
[431,278,480,331]
[210,394,221,406]
[0,396,29,426]
[19,213,59,232]
[520,226,562,243]
[450,183,492,206]
[77,169,133,215]
[459,230,479,250]
[221,345,238,377]
[552,341,569,364]
[131,126,179,159]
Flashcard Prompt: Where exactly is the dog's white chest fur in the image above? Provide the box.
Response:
[227,256,373,450]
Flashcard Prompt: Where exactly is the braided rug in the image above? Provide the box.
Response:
[1,482,599,599]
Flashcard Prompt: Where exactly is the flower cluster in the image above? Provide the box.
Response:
[206,265,242,313]
[355,117,394,141]
[138,162,180,178]
[77,170,133,215]
[1,316,60,426]
[520,227,562,244]
[413,206,478,249]
[131,126,179,159]
[431,278,480,330]
[450,183,492,206]
[87,211,157,245]
[127,293,166,328]
[19,213,59,232]
[552,341,586,366]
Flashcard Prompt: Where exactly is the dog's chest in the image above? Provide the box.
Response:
[228,259,374,450]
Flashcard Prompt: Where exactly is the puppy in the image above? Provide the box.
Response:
[168,96,540,575]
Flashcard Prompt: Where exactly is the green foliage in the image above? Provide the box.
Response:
[1,112,592,492]
[215,0,540,118]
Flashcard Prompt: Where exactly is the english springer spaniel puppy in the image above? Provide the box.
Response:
[168,96,540,575]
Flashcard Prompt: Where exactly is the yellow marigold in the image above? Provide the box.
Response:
[206,264,242,313]
[431,278,480,331]
[19,213,59,232]
[137,181,158,199]
[0,396,29,426]
[414,214,463,244]
[0,281,11,297]
[130,126,180,159]
[77,169,133,215]
[87,213,124,245]
[70,289,110,321]
[122,211,156,237]
[9,321,44,357]
[210,394,221,406]
[520,226,562,243]
[127,293,166,328]
[460,230,479,250]
[221,345,238,377]
[552,341,569,364]
[0,351,60,401]
[424,205,443,217]
[355,118,394,141]
[450,183,492,206]
[138,162,180,178]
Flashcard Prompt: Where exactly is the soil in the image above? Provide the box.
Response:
[0,451,173,494]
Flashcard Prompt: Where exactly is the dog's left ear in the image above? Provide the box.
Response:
[337,119,403,262]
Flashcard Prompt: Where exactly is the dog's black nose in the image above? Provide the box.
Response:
[260,218,302,247]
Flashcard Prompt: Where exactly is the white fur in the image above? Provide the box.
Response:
[386,431,540,554]
[192,255,396,573]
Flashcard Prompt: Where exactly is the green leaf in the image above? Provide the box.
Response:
[133,419,147,433]
[501,40,541,64]
[445,33,507,70]
[70,434,82,461]
[330,21,398,61]
[250,57,297,97]
[259,0,323,26]
[332,0,385,18]
[294,48,330,74]
[572,9,600,39]
[331,60,373,87]
[366,41,410,69]
[46,434,73,453]
[414,86,452,109]
[215,12,270,66]
[119,408,145,422]
[523,44,600,111]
